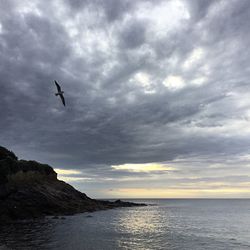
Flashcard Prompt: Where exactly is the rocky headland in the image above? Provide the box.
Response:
[0,146,145,221]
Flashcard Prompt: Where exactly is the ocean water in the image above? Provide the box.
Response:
[0,199,250,250]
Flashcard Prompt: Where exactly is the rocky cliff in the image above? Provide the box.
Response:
[0,146,145,221]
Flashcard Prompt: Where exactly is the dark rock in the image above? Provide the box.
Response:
[0,146,18,161]
[0,146,146,222]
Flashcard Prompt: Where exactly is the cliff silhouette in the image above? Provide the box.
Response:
[0,146,145,221]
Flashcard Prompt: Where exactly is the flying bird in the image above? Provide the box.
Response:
[54,80,65,106]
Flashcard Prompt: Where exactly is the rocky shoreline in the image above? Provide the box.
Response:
[0,146,146,222]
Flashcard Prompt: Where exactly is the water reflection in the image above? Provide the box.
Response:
[115,206,168,249]
[0,219,59,250]
[118,207,164,234]
[0,207,169,250]
[1,200,250,250]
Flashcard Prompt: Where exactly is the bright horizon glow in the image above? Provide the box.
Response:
[104,187,250,199]
[54,168,82,175]
[54,168,93,182]
[111,163,174,172]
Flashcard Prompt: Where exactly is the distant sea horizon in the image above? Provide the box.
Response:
[99,197,250,200]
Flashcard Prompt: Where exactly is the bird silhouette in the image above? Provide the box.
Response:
[54,80,65,106]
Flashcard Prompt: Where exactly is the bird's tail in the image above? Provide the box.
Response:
[55,93,59,96]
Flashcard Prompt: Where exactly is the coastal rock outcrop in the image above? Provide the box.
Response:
[0,146,145,221]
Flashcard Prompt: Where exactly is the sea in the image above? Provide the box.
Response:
[0,199,250,250]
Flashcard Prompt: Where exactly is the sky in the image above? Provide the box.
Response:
[1,0,250,198]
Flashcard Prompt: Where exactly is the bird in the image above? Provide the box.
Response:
[54,80,65,106]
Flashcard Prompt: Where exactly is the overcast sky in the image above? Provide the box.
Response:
[1,0,250,198]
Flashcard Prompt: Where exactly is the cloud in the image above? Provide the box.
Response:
[163,75,185,90]
[118,19,147,49]
[1,0,250,197]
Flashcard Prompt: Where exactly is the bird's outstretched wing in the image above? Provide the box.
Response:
[54,80,61,92]
[60,94,66,106]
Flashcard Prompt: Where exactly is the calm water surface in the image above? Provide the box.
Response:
[0,199,250,250]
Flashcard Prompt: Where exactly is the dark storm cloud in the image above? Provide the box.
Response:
[64,0,89,11]
[100,0,133,22]
[118,19,147,49]
[184,0,215,21]
[1,0,250,196]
